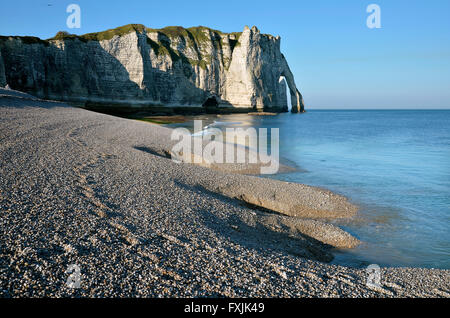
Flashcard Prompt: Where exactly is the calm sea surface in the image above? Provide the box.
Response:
[167,110,450,269]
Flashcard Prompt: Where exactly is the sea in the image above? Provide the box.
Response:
[166,110,450,269]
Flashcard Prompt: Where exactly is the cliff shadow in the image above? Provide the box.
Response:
[142,33,235,114]
[1,35,234,115]
[172,179,334,263]
[0,88,71,109]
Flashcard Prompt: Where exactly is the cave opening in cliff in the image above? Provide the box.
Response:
[202,96,219,108]
[279,76,292,111]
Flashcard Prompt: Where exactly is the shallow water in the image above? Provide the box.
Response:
[167,110,450,269]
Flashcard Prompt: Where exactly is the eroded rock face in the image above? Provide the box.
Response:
[0,24,305,112]
[0,50,6,87]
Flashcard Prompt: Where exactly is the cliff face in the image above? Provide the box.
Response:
[0,50,6,87]
[0,24,305,112]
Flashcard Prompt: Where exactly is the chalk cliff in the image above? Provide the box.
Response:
[0,24,305,113]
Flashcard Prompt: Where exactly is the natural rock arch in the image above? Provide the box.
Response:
[280,65,305,113]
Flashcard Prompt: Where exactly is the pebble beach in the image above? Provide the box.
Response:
[0,89,448,297]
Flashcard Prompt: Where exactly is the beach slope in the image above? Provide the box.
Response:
[0,90,448,297]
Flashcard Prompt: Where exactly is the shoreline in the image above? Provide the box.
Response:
[0,89,448,297]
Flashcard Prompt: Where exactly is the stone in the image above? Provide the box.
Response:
[0,50,6,87]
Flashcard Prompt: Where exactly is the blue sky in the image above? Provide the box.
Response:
[1,0,449,109]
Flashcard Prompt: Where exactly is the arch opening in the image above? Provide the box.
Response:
[279,76,292,112]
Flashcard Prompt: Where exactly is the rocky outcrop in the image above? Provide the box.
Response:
[0,24,305,112]
[0,50,6,87]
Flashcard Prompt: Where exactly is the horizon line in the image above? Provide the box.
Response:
[304,108,450,111]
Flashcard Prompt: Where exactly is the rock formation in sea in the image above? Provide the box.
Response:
[0,24,305,113]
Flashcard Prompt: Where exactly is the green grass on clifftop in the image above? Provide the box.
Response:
[2,24,248,49]
[50,24,147,42]
[47,24,241,45]
[0,35,50,46]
